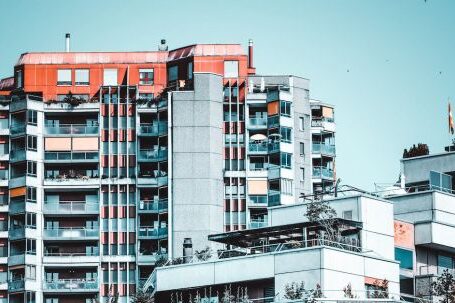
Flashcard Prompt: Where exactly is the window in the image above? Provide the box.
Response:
[75,69,89,85]
[45,299,58,303]
[300,142,305,156]
[16,69,23,88]
[342,210,353,220]
[26,292,36,303]
[280,152,292,169]
[300,168,305,181]
[438,254,453,274]
[280,127,292,143]
[280,101,292,117]
[27,110,37,125]
[27,187,37,202]
[395,248,413,270]
[168,66,178,82]
[139,69,154,85]
[280,178,293,195]
[224,61,239,78]
[188,62,193,79]
[57,69,72,85]
[26,265,36,280]
[103,69,118,86]
[26,239,36,254]
[299,117,304,131]
[27,161,37,176]
[138,93,154,101]
[26,213,36,228]
[27,135,37,151]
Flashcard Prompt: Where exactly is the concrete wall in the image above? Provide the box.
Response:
[154,246,400,300]
[401,152,455,184]
[170,73,224,257]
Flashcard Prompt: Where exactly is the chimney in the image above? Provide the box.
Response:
[65,33,70,52]
[248,39,254,68]
[182,238,193,263]
[159,39,168,51]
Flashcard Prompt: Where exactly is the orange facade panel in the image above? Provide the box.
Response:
[268,101,279,116]
[72,137,99,151]
[10,186,26,198]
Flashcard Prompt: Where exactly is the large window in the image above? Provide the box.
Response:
[75,69,89,85]
[224,61,239,78]
[438,254,454,274]
[280,127,292,143]
[299,116,304,131]
[27,110,37,125]
[27,135,37,151]
[57,69,72,85]
[27,161,37,176]
[139,69,154,85]
[168,66,178,82]
[395,247,413,270]
[280,152,292,169]
[103,69,118,86]
[280,101,292,117]
[430,171,452,192]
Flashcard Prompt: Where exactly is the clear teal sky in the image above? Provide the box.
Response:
[1,0,454,190]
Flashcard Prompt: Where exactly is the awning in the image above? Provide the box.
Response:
[208,219,363,247]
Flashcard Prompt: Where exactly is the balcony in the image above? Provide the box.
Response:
[248,117,267,129]
[138,227,168,239]
[44,170,99,186]
[138,149,167,162]
[268,190,281,207]
[248,195,268,206]
[43,279,98,292]
[312,143,336,156]
[249,218,268,229]
[43,201,99,215]
[138,122,167,136]
[44,124,99,136]
[43,228,99,240]
[8,253,36,266]
[312,166,334,180]
[10,123,26,136]
[138,199,168,213]
[137,172,168,187]
[10,149,26,162]
[8,279,25,292]
[44,151,99,162]
[311,117,335,132]
[43,250,99,264]
[248,142,268,154]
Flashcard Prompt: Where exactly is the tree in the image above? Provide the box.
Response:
[343,283,355,298]
[195,246,212,261]
[431,269,455,303]
[403,143,429,159]
[305,199,339,242]
[131,289,154,303]
[307,284,323,303]
[284,282,306,300]
[370,279,389,299]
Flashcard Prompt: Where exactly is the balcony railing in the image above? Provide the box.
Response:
[138,149,167,161]
[43,228,99,239]
[44,124,99,135]
[8,279,25,291]
[249,163,268,171]
[248,117,267,128]
[44,151,99,161]
[44,250,99,257]
[249,218,268,229]
[138,227,168,238]
[311,117,335,127]
[139,200,168,212]
[248,195,268,205]
[138,122,167,136]
[248,142,268,153]
[43,201,99,213]
[312,143,336,156]
[43,279,98,291]
[312,166,334,179]
[0,170,8,180]
[10,149,26,162]
[10,123,26,135]
[268,190,281,207]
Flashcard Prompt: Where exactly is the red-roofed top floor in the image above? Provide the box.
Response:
[9,43,253,100]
